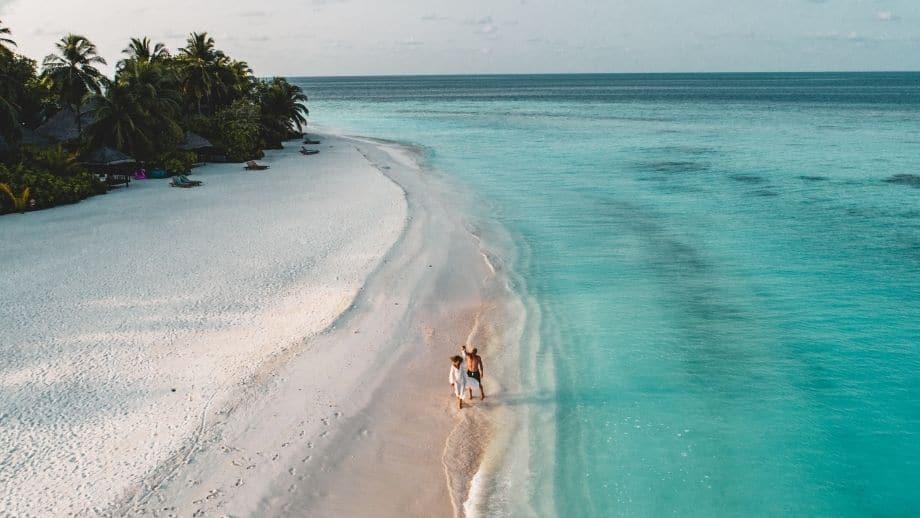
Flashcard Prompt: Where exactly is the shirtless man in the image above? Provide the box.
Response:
[461,344,485,400]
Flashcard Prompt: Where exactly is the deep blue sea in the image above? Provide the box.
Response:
[292,74,920,517]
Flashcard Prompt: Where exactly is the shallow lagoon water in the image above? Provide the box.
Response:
[294,74,920,516]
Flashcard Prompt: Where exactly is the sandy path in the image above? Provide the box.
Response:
[0,137,406,515]
[115,134,511,518]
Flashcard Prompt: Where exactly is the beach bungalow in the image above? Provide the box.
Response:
[20,128,54,148]
[83,146,136,188]
[178,132,220,163]
[0,128,53,157]
[35,107,94,143]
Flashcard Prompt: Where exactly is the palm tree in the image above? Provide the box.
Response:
[0,21,20,140]
[41,34,107,136]
[0,19,18,139]
[118,59,180,111]
[115,58,183,154]
[86,80,149,153]
[258,78,309,146]
[0,19,17,57]
[0,93,17,142]
[219,59,254,105]
[121,37,169,66]
[177,32,225,114]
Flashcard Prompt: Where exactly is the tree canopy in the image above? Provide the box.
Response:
[1,26,311,214]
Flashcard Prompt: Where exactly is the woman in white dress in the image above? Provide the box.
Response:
[449,355,480,409]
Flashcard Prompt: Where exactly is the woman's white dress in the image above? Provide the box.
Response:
[449,365,480,398]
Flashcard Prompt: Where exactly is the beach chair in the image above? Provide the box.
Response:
[245,161,269,170]
[300,148,319,156]
[178,175,202,186]
[303,138,321,145]
[170,176,197,188]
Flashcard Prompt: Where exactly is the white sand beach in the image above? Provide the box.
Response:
[0,133,514,516]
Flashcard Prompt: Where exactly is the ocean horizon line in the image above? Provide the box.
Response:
[282,70,920,80]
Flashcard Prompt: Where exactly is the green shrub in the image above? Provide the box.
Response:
[0,162,104,214]
[214,100,262,162]
[21,145,84,178]
[151,149,197,174]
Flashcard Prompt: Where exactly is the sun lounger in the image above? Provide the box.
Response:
[303,139,321,145]
[170,177,195,188]
[245,161,269,170]
[170,176,201,188]
[300,148,319,156]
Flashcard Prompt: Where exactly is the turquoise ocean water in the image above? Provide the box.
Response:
[292,74,920,516]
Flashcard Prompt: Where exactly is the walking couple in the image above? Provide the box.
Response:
[449,344,485,409]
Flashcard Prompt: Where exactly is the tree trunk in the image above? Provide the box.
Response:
[75,101,83,138]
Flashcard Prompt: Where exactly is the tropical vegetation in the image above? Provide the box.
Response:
[0,21,309,215]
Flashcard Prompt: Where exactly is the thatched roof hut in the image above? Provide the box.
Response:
[85,146,136,166]
[178,132,214,151]
[35,108,94,143]
[83,146,136,188]
[21,128,54,148]
[0,128,54,154]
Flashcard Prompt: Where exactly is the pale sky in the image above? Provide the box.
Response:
[1,0,918,76]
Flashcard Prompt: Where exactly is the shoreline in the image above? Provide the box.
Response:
[351,133,537,518]
[134,132,526,517]
[1,130,527,516]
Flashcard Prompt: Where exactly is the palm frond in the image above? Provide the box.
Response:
[0,183,30,212]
